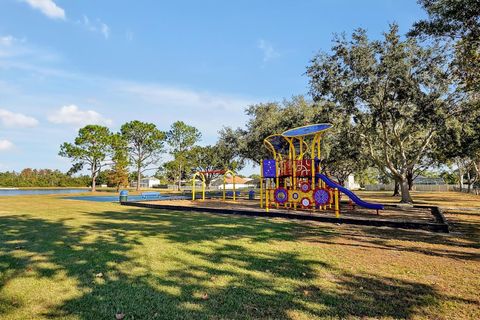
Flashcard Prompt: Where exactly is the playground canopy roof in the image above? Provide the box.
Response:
[264,134,290,155]
[282,123,332,137]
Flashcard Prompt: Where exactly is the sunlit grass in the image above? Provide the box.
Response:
[0,193,479,319]
[357,190,480,208]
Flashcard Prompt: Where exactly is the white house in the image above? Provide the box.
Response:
[213,176,255,190]
[131,177,160,189]
[345,174,361,190]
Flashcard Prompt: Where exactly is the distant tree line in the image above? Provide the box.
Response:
[0,169,90,187]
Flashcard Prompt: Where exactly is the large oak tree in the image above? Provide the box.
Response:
[409,0,480,91]
[307,25,457,203]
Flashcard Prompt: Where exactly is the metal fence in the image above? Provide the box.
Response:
[364,184,457,192]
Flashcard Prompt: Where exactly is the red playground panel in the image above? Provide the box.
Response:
[279,160,293,176]
[295,160,312,177]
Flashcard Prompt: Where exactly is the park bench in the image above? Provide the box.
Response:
[225,191,241,198]
[141,191,161,200]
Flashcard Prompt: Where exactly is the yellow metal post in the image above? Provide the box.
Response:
[265,183,269,212]
[223,175,226,200]
[192,172,206,201]
[329,189,333,209]
[311,158,315,189]
[192,177,195,200]
[224,170,236,201]
[260,162,264,208]
[233,173,236,201]
[335,188,340,218]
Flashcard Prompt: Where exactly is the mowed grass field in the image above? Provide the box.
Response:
[0,192,479,319]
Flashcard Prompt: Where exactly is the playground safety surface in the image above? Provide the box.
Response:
[121,199,449,233]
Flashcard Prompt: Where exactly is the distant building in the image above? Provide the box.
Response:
[344,174,361,190]
[212,176,255,189]
[131,177,160,189]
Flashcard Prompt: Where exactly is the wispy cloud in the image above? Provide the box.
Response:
[121,83,253,114]
[101,23,110,39]
[0,35,26,58]
[0,109,39,127]
[126,30,134,41]
[48,105,112,126]
[80,15,111,39]
[0,139,14,151]
[257,39,280,62]
[0,35,258,141]
[117,82,256,137]
[0,35,16,47]
[0,35,70,79]
[22,0,65,20]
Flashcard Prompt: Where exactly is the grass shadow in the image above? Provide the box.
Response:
[0,207,472,319]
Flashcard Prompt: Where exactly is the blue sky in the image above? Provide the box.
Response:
[0,0,424,175]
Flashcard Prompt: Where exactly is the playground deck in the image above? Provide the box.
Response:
[122,199,449,232]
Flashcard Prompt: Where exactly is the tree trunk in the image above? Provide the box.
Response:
[392,180,400,196]
[177,163,182,191]
[407,170,414,191]
[91,167,97,192]
[458,166,464,191]
[136,164,141,191]
[399,177,413,203]
[466,171,472,193]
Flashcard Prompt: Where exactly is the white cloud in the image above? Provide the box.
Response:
[101,23,110,39]
[117,82,257,138]
[80,15,110,39]
[0,35,15,47]
[257,39,280,62]
[121,83,252,114]
[0,109,39,127]
[82,15,94,31]
[23,0,65,20]
[48,105,112,126]
[0,35,26,58]
[0,139,14,151]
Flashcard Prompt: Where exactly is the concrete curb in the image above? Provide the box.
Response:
[120,201,449,233]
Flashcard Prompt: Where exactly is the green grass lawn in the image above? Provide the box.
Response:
[0,193,479,319]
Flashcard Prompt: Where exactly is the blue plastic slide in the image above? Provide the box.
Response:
[316,174,384,210]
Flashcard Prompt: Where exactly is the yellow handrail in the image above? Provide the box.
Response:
[223,170,236,201]
[192,172,206,201]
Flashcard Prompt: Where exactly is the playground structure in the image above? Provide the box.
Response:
[126,123,447,232]
[192,169,237,201]
[260,123,383,217]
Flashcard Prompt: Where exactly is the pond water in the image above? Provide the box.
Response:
[64,195,189,202]
[0,188,88,196]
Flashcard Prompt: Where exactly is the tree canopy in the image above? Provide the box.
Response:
[306,25,458,202]
[409,0,480,91]
[121,120,166,191]
[59,125,112,192]
[166,121,202,189]
[108,133,130,191]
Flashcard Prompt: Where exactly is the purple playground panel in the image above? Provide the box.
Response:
[263,159,276,178]
[313,188,330,206]
[274,188,288,204]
